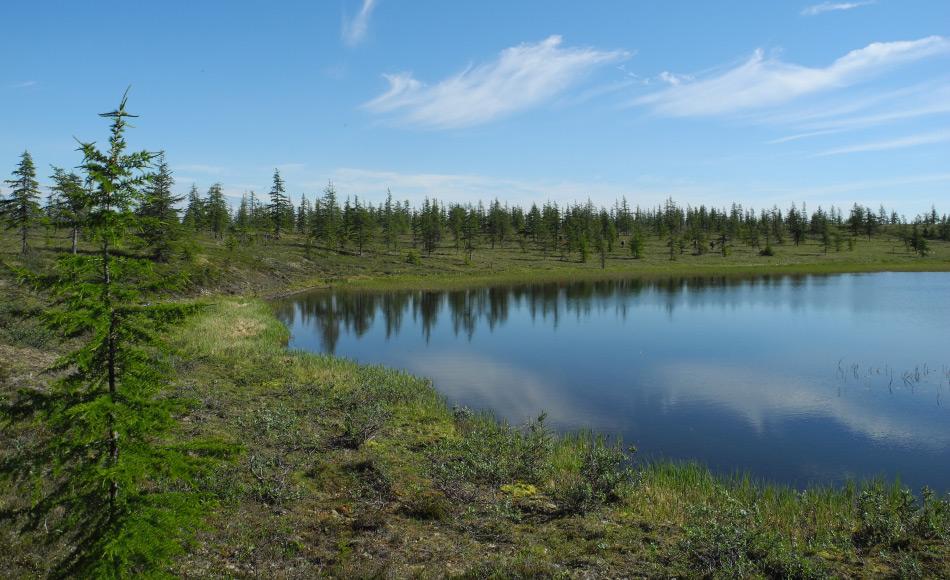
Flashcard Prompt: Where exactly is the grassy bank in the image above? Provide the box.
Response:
[159,300,947,577]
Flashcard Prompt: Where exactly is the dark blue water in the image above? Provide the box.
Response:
[275,273,950,490]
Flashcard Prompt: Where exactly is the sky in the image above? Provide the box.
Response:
[1,0,949,215]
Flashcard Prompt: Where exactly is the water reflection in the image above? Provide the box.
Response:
[276,273,950,490]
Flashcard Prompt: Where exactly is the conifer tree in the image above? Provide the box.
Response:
[136,153,183,261]
[205,182,230,239]
[3,93,225,576]
[181,184,205,231]
[317,181,341,250]
[296,194,311,233]
[629,229,645,259]
[268,168,290,239]
[50,167,89,254]
[349,196,376,255]
[463,206,479,261]
[1,150,42,254]
[235,192,251,240]
[381,188,398,250]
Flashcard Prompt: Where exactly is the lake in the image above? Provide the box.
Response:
[275,272,950,491]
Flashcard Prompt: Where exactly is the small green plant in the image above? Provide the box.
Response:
[405,249,422,265]
[399,484,450,520]
[855,482,917,548]
[759,245,775,256]
[553,437,634,514]
[916,486,950,540]
[681,494,759,577]
[429,413,553,496]
[330,387,391,449]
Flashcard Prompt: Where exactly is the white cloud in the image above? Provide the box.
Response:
[342,0,377,47]
[801,1,874,16]
[657,71,692,86]
[363,35,629,129]
[7,80,37,89]
[816,130,950,156]
[633,36,950,117]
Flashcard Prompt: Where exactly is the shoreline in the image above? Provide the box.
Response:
[266,259,950,296]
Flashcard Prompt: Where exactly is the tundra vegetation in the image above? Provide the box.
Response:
[1,96,950,577]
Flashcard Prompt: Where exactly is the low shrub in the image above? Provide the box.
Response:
[552,438,634,514]
[329,386,391,449]
[429,413,553,495]
[855,483,917,548]
[680,491,825,579]
[404,249,421,265]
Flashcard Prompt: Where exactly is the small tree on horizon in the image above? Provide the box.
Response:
[267,168,290,239]
[136,152,183,260]
[1,150,43,254]
[49,167,90,254]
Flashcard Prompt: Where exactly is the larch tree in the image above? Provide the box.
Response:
[267,168,290,239]
[3,93,227,576]
[1,150,42,254]
[181,184,205,231]
[205,182,230,239]
[136,153,183,261]
[50,167,89,254]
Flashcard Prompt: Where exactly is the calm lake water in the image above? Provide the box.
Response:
[275,272,950,491]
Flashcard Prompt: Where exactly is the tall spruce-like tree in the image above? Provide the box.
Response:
[1,150,42,254]
[136,153,183,261]
[317,181,341,250]
[205,183,230,239]
[3,94,225,576]
[50,167,89,254]
[181,184,205,231]
[348,196,376,255]
[381,188,398,250]
[268,169,290,239]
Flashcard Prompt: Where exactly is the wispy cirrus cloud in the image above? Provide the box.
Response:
[633,36,950,118]
[801,1,875,16]
[764,81,950,142]
[342,0,378,47]
[363,35,629,129]
[7,80,37,89]
[816,130,950,156]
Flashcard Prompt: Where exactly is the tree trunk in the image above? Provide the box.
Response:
[103,241,119,519]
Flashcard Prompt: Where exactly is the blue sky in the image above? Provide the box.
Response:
[2,0,949,214]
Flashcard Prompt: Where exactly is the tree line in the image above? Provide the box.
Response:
[4,152,948,264]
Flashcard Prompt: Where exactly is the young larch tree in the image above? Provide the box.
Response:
[3,93,227,576]
[1,150,43,254]
[49,167,89,254]
[136,153,183,261]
